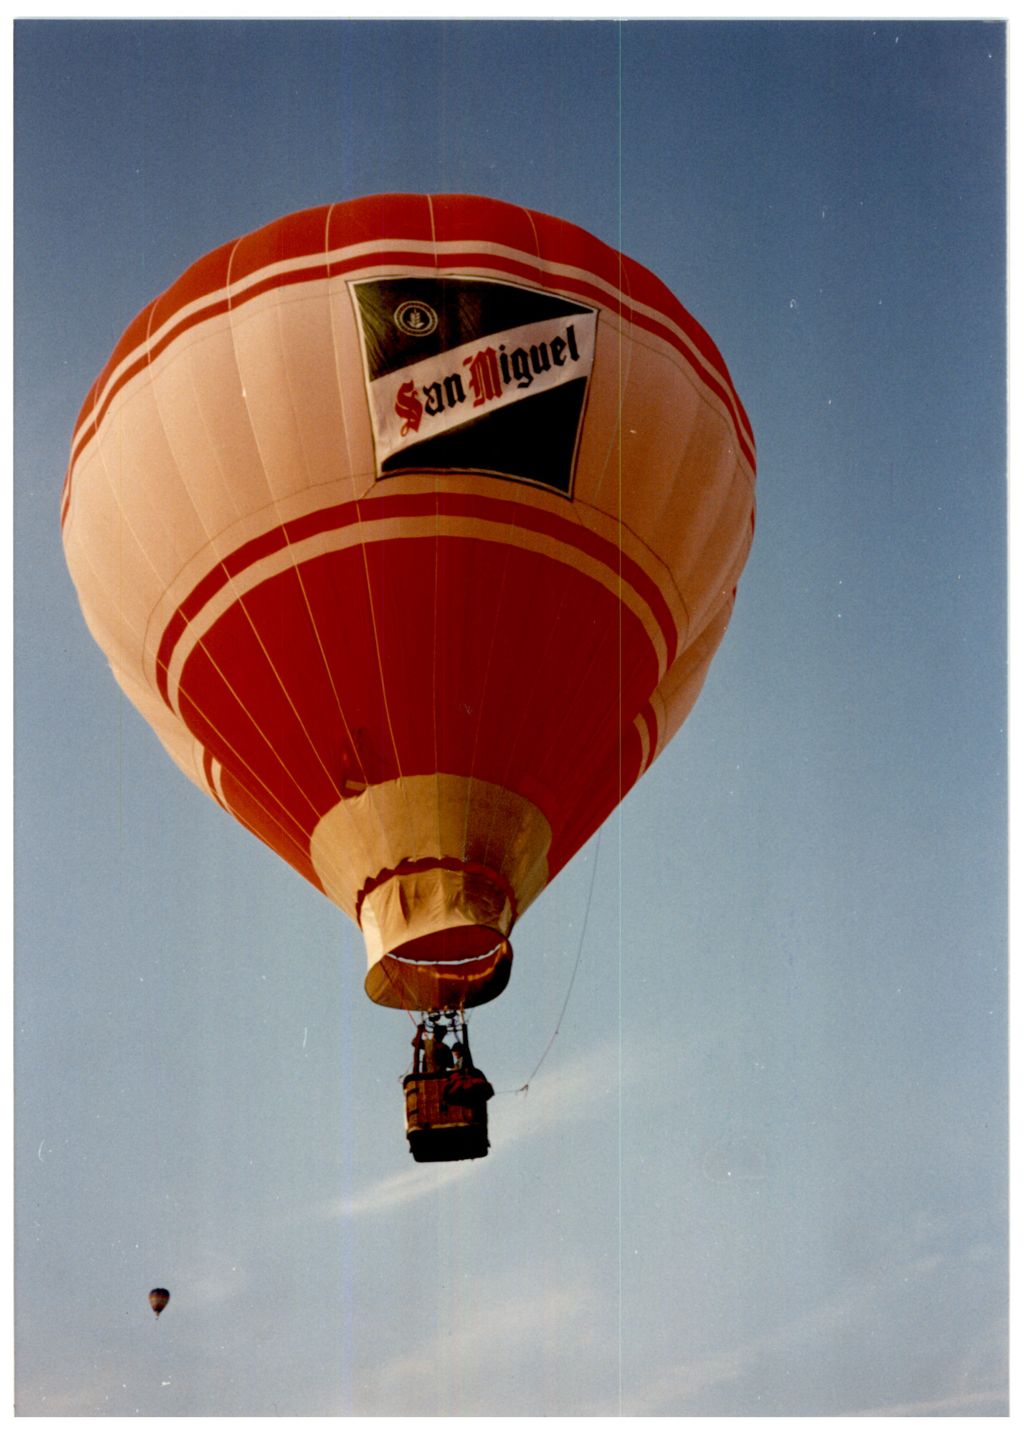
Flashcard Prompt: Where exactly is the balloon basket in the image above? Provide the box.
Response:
[403,1072,491,1162]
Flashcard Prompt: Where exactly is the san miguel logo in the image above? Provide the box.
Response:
[350,276,598,496]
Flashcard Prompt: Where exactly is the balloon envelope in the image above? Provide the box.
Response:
[62,194,755,1011]
[149,1288,170,1317]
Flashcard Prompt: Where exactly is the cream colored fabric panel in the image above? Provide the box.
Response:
[223,291,322,506]
[68,308,303,686]
[161,503,674,708]
[571,315,664,517]
[64,406,193,689]
[70,277,378,679]
[661,455,754,639]
[359,869,514,971]
[327,277,393,486]
[93,378,215,580]
[141,472,377,679]
[309,773,552,924]
[224,282,367,504]
[144,315,265,540]
[646,598,735,764]
[62,487,154,690]
[573,315,753,634]
[570,312,634,515]
[578,315,753,504]
[247,282,354,491]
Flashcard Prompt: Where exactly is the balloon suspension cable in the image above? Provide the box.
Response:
[499,828,602,1097]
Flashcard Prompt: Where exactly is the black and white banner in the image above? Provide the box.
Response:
[351,276,597,496]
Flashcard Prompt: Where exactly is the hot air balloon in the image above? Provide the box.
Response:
[62,194,755,1160]
[149,1288,170,1318]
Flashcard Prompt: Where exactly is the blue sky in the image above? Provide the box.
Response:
[13,17,1006,1417]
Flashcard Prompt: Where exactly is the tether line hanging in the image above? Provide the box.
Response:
[497,827,603,1097]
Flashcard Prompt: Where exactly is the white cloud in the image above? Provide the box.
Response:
[371,1280,590,1390]
[347,1271,605,1417]
[851,1389,1007,1416]
[333,1157,472,1218]
[630,1219,1004,1417]
[16,1377,118,1417]
[324,1033,626,1222]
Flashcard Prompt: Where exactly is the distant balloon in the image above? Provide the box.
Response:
[148,1288,170,1318]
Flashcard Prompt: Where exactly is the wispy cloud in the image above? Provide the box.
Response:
[630,1216,1006,1417]
[369,1279,591,1391]
[16,1377,119,1417]
[851,1389,1008,1416]
[341,1266,610,1417]
[333,1156,471,1218]
[324,1033,624,1221]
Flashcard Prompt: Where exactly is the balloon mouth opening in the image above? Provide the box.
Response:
[390,924,508,963]
[365,927,513,1010]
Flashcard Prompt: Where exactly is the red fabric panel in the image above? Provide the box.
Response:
[68,195,755,472]
[215,763,324,893]
[228,205,329,285]
[155,491,678,706]
[327,192,435,252]
[431,193,540,257]
[175,536,658,883]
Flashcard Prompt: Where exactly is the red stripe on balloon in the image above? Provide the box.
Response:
[67,253,753,496]
[172,538,655,887]
[202,748,226,810]
[64,200,755,518]
[639,703,659,772]
[214,761,325,894]
[154,492,679,709]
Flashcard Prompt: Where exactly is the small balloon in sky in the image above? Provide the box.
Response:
[148,1288,170,1318]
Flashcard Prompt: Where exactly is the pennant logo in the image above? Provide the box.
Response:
[351,276,597,497]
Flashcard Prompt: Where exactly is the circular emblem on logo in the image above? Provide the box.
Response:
[394,300,438,337]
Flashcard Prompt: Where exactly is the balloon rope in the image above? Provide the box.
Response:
[501,828,603,1096]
